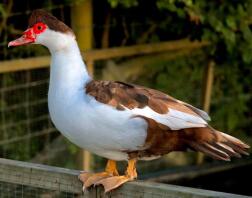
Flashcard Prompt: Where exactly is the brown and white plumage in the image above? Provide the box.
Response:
[9,9,250,193]
[86,80,249,161]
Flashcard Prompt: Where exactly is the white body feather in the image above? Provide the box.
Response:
[46,30,208,161]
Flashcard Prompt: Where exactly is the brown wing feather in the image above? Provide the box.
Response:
[85,80,206,118]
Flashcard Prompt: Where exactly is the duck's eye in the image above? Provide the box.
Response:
[33,22,46,34]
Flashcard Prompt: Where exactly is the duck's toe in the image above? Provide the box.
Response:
[96,175,134,193]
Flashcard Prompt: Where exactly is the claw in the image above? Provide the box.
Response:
[82,185,87,193]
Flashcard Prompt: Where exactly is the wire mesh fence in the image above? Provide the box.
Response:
[0,181,79,198]
[0,67,58,162]
[0,0,77,166]
[0,158,83,198]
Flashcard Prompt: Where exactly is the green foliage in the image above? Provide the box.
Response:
[211,63,252,136]
[107,0,252,64]
[0,3,7,17]
[137,50,205,108]
[108,0,138,8]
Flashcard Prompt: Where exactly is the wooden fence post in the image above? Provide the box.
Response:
[71,0,93,171]
[197,60,215,164]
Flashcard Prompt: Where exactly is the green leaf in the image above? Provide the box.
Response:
[0,4,7,17]
[108,0,119,7]
[226,16,236,30]
[242,49,252,63]
[242,25,252,42]
[108,0,138,8]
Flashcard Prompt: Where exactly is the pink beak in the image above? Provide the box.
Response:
[8,28,35,47]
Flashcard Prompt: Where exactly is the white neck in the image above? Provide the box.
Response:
[49,39,91,99]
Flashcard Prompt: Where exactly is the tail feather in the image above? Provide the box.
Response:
[214,142,241,158]
[224,142,250,156]
[184,127,250,161]
[190,141,230,161]
[219,131,250,149]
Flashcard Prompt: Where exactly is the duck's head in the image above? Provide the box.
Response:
[8,9,75,52]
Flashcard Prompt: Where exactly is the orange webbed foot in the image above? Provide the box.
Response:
[96,175,133,193]
[82,172,112,190]
[79,159,137,193]
[79,160,119,191]
[96,159,137,193]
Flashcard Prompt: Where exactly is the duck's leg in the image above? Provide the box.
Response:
[96,159,137,193]
[79,159,119,190]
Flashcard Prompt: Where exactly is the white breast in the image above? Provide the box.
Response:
[48,42,147,161]
[48,88,148,160]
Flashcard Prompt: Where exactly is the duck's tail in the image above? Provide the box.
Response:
[184,127,250,161]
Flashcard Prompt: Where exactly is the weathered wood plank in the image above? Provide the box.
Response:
[0,56,50,73]
[0,158,250,198]
[0,158,81,193]
[84,39,209,62]
[0,40,208,74]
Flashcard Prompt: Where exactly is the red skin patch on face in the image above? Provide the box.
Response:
[22,22,47,42]
[23,29,35,42]
[33,22,47,34]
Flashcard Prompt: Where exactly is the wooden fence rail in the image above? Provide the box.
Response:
[0,39,208,74]
[0,158,250,198]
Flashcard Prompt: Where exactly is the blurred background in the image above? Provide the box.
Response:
[0,0,252,196]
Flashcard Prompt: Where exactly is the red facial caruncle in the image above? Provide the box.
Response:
[8,22,47,47]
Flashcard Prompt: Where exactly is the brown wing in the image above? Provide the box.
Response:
[85,80,209,120]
